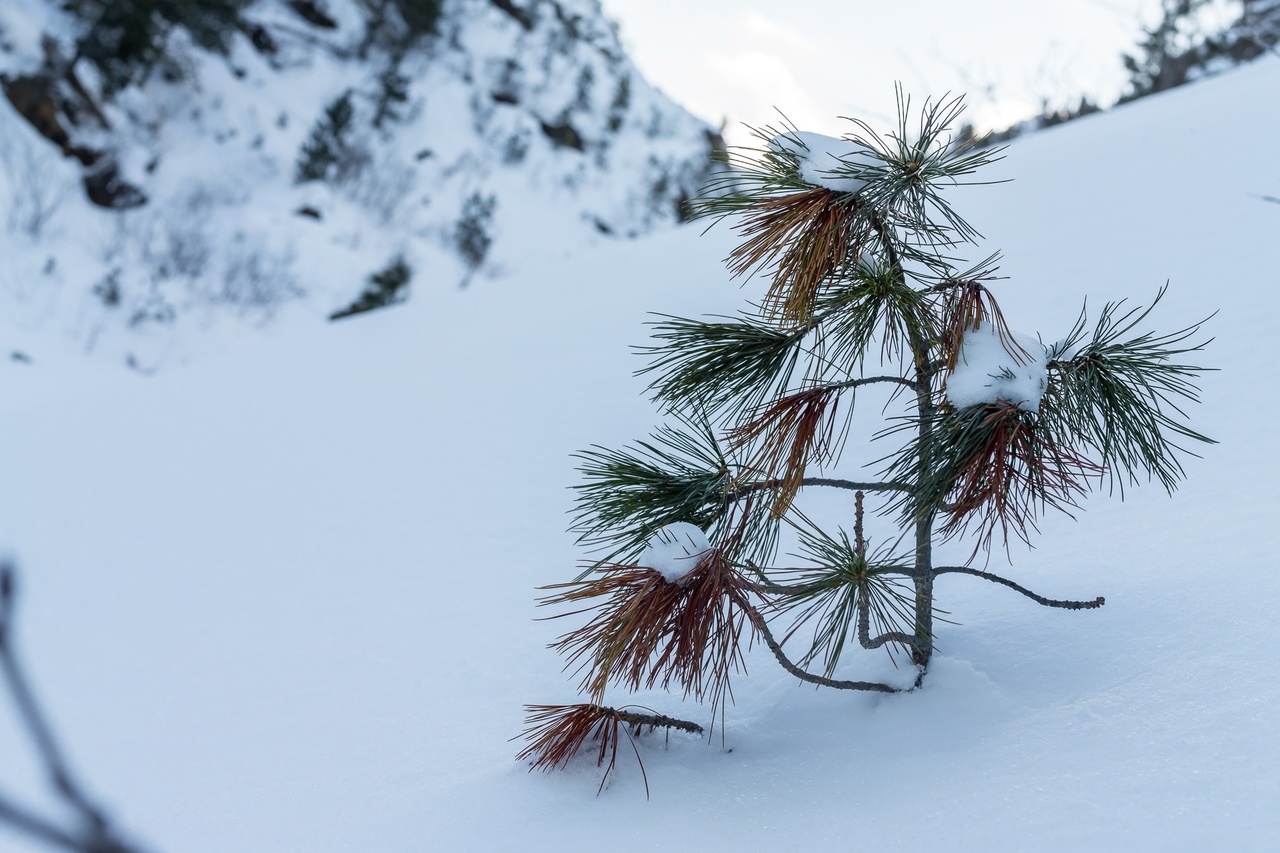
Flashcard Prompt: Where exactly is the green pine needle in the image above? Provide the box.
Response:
[1042,284,1216,495]
[570,416,781,573]
[637,314,806,416]
[768,523,917,675]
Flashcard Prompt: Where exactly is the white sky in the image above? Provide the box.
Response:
[600,0,1166,145]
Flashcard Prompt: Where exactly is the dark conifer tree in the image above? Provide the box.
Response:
[295,90,356,184]
[64,0,254,94]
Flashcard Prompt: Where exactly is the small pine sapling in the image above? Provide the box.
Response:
[518,89,1214,792]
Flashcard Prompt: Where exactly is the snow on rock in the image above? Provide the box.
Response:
[638,522,711,583]
[769,130,880,194]
[946,322,1049,412]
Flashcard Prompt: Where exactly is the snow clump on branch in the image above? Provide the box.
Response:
[947,322,1050,412]
[638,522,712,584]
[768,131,880,194]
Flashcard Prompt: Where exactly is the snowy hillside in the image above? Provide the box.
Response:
[0,0,717,373]
[3,53,1280,853]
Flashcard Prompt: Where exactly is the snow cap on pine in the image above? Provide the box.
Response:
[639,522,712,584]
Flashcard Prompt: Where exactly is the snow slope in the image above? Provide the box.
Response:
[0,0,716,374]
[2,56,1280,852]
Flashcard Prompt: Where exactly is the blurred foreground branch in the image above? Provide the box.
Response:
[0,561,150,853]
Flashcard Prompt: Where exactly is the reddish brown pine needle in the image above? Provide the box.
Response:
[728,187,870,327]
[730,385,843,517]
[539,551,752,722]
[514,704,644,796]
[515,704,705,797]
[940,279,1029,378]
[941,401,1103,554]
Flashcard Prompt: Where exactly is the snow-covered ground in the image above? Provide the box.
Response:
[0,0,714,376]
[3,54,1280,852]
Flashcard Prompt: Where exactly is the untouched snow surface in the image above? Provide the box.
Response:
[3,58,1280,852]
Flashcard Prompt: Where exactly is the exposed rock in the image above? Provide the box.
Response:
[3,74,71,152]
[83,161,147,210]
[540,118,584,151]
[289,0,339,29]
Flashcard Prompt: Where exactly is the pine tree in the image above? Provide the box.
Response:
[1121,0,1280,101]
[1224,0,1280,57]
[295,91,356,184]
[64,0,253,95]
[517,90,1215,792]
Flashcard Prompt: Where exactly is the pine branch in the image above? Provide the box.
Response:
[732,187,876,326]
[515,703,706,798]
[611,708,705,735]
[764,519,924,673]
[725,477,910,502]
[539,552,751,720]
[733,593,903,694]
[516,704,671,798]
[829,375,916,391]
[856,594,922,653]
[1041,285,1215,495]
[937,276,1029,377]
[729,384,853,516]
[637,314,806,415]
[883,401,1101,555]
[570,416,785,570]
[810,258,934,371]
[935,566,1104,609]
[833,86,1007,246]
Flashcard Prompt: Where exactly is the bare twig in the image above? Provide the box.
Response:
[934,565,1104,609]
[725,477,910,504]
[732,591,903,693]
[856,593,923,653]
[613,708,705,735]
[828,375,916,391]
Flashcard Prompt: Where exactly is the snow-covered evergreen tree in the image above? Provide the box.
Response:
[1122,0,1280,100]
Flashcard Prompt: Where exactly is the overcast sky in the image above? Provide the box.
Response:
[600,0,1168,145]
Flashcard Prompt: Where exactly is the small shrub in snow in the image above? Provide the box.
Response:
[329,254,412,320]
[0,134,69,239]
[92,268,122,307]
[455,192,496,277]
[520,89,1215,792]
[217,236,301,314]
